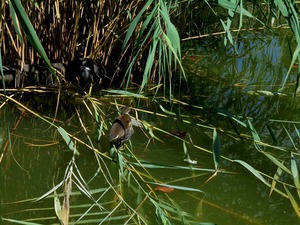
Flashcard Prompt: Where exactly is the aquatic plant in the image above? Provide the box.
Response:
[1,0,300,224]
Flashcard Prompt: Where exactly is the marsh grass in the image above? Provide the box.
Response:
[1,90,300,224]
[2,0,300,224]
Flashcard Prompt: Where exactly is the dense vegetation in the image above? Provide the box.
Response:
[1,0,300,224]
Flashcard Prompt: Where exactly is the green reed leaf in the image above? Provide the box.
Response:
[284,185,300,218]
[107,90,147,98]
[57,126,80,155]
[10,0,55,77]
[266,122,278,144]
[122,0,153,51]
[158,103,177,116]
[247,119,261,143]
[260,151,291,175]
[9,1,23,44]
[213,129,220,170]
[141,35,158,90]
[291,153,300,198]
[54,192,63,222]
[0,51,5,91]
[1,218,40,225]
[233,160,268,185]
[270,166,283,196]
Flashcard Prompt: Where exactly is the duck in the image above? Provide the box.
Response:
[64,58,110,88]
[109,106,134,148]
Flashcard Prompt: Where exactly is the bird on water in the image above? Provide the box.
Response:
[109,106,134,148]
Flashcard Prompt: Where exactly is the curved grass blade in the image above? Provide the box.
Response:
[247,119,261,142]
[54,192,63,223]
[260,151,291,175]
[266,122,277,144]
[107,90,148,98]
[1,218,40,225]
[10,0,55,77]
[213,129,220,171]
[141,34,158,91]
[35,180,64,202]
[211,108,247,128]
[228,117,244,143]
[160,1,181,57]
[0,51,5,92]
[284,185,300,218]
[216,0,258,19]
[291,153,300,198]
[158,103,177,116]
[57,126,80,155]
[233,159,268,185]
[122,0,153,51]
[9,1,23,44]
[269,166,283,197]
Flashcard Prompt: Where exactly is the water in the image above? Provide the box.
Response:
[1,31,300,224]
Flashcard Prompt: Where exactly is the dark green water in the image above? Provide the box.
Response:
[1,31,300,225]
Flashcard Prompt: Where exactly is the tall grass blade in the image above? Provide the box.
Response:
[0,51,5,92]
[247,119,261,143]
[122,0,153,51]
[10,0,55,77]
[107,90,147,98]
[260,151,291,174]
[141,37,158,91]
[291,153,300,198]
[233,159,268,185]
[9,1,23,44]
[54,192,63,223]
[284,185,300,218]
[269,166,283,196]
[57,126,80,155]
[1,218,40,225]
[158,103,177,116]
[266,123,277,144]
[212,129,220,171]
[35,180,64,202]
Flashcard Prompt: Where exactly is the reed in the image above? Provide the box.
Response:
[2,0,300,223]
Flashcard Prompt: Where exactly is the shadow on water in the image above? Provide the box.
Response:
[1,31,300,224]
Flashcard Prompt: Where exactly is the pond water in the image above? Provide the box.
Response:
[1,30,300,225]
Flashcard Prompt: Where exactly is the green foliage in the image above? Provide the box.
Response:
[9,0,55,78]
[2,0,300,224]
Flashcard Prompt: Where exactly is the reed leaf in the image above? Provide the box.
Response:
[122,0,153,51]
[266,122,278,144]
[0,51,5,91]
[107,90,148,98]
[291,153,300,199]
[260,151,291,175]
[8,1,23,44]
[1,218,40,225]
[57,126,80,156]
[269,166,283,196]
[213,129,220,171]
[233,159,268,186]
[9,0,55,77]
[54,192,63,223]
[284,185,300,218]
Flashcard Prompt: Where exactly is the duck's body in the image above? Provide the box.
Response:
[64,58,110,88]
[109,107,134,148]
